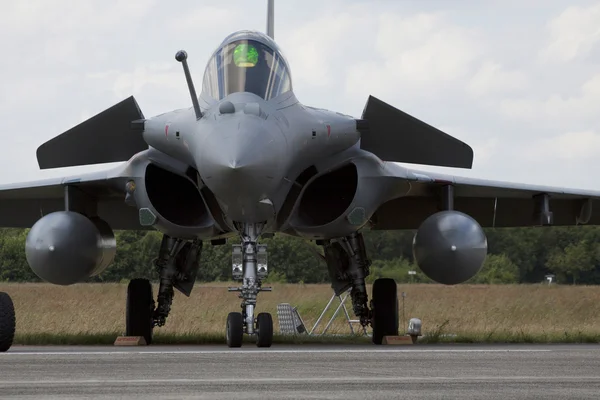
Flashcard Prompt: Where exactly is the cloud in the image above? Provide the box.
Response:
[165,7,243,34]
[499,72,600,128]
[0,75,76,109]
[467,61,529,98]
[0,0,158,35]
[345,12,483,99]
[540,3,600,62]
[279,11,361,87]
[88,63,183,100]
[526,130,600,161]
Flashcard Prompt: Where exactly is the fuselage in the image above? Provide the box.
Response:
[143,91,360,227]
[142,30,361,229]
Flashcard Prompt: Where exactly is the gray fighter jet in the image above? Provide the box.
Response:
[0,0,599,351]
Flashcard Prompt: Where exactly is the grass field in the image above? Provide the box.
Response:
[1,282,600,344]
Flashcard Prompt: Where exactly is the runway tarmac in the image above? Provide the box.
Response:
[2,344,600,399]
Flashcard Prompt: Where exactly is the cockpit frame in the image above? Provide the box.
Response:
[201,30,293,101]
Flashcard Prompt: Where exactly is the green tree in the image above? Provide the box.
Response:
[546,240,597,284]
[2,224,600,285]
[0,229,37,282]
[366,257,430,283]
[262,235,328,283]
[468,253,519,284]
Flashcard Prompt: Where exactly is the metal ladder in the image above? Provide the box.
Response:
[276,288,368,336]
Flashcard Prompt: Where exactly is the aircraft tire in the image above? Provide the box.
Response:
[126,279,154,345]
[0,292,15,352]
[371,278,399,345]
[256,312,273,348]
[226,312,244,348]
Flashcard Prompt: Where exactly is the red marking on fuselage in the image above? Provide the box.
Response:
[327,124,331,137]
[165,124,169,137]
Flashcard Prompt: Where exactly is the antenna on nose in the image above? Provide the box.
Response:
[175,50,203,120]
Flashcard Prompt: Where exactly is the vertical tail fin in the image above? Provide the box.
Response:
[266,0,274,39]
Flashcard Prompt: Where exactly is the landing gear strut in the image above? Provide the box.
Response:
[323,232,399,344]
[125,235,202,344]
[227,223,273,347]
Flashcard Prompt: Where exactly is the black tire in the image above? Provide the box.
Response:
[226,312,244,348]
[371,278,399,345]
[256,312,273,348]
[0,292,15,352]
[126,279,154,345]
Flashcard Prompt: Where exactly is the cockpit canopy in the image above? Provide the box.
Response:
[202,31,292,101]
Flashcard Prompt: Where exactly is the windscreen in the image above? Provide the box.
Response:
[202,38,292,101]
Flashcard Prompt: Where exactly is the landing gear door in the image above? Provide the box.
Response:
[173,242,202,297]
[232,244,243,280]
[257,244,268,279]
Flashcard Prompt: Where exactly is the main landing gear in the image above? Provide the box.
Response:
[0,291,15,352]
[226,223,273,348]
[123,229,396,347]
[322,232,399,344]
[125,235,202,345]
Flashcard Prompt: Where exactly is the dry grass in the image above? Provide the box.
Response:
[1,282,600,343]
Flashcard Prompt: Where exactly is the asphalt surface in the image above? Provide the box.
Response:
[2,344,600,399]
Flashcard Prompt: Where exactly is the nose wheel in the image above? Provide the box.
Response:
[225,311,273,348]
[256,312,273,347]
[226,312,244,348]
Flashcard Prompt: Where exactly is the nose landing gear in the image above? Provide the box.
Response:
[226,223,273,348]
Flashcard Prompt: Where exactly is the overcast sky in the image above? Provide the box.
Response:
[1,0,599,190]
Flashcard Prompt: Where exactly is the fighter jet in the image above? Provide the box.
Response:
[0,0,599,351]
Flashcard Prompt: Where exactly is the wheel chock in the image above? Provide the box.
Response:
[382,335,414,345]
[114,336,147,346]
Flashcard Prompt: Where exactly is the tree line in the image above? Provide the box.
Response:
[1,226,600,285]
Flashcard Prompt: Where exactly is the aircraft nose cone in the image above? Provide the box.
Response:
[198,119,285,222]
[206,138,269,172]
